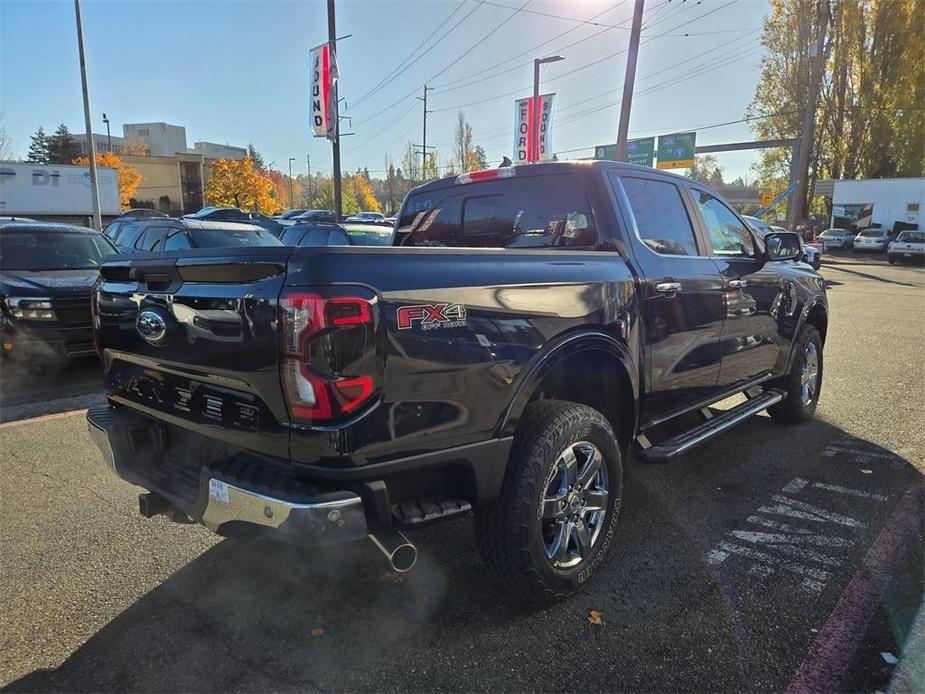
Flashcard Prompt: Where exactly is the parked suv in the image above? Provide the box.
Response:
[104,218,282,252]
[87,162,827,602]
[183,207,283,237]
[1,222,117,366]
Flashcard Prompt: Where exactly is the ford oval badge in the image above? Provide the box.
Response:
[136,310,168,346]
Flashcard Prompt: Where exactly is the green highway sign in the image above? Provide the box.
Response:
[593,137,654,167]
[624,137,654,167]
[657,131,696,169]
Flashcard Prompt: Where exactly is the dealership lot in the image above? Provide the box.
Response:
[1,254,922,693]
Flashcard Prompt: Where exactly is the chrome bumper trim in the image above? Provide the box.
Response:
[202,478,366,538]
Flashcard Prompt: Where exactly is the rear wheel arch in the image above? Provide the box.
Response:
[497,333,638,454]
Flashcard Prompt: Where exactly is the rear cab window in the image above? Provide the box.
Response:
[397,173,597,249]
[615,175,700,256]
[187,226,283,248]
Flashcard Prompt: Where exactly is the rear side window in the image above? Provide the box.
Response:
[136,225,168,251]
[187,226,283,248]
[115,222,146,250]
[280,227,305,245]
[398,175,597,249]
[103,221,123,242]
[164,229,192,251]
[618,176,699,256]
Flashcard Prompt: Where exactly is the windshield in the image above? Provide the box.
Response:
[278,210,306,219]
[859,230,884,237]
[341,223,393,246]
[189,227,283,248]
[897,231,924,242]
[820,229,846,237]
[0,232,116,271]
[186,207,225,219]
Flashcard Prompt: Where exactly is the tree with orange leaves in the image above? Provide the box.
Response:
[203,156,280,214]
[72,151,142,210]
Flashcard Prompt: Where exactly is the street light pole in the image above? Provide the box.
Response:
[327,0,342,222]
[532,55,564,163]
[288,157,296,210]
[102,113,111,152]
[74,0,101,231]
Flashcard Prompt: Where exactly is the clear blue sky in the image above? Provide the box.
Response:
[1,0,770,181]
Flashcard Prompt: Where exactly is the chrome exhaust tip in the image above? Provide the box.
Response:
[369,531,417,572]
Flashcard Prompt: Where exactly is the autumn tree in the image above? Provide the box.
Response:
[72,152,142,210]
[346,171,381,212]
[748,0,924,218]
[453,112,480,173]
[422,151,440,182]
[47,123,79,164]
[204,156,280,214]
[311,177,360,215]
[28,126,50,163]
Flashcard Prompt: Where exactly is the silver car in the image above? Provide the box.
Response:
[853,228,891,252]
[818,228,855,249]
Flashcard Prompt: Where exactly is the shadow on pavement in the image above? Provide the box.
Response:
[5,417,923,693]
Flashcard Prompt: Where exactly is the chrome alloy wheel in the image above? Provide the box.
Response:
[541,441,608,569]
[800,342,819,406]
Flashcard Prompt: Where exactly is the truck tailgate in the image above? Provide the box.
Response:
[96,247,293,459]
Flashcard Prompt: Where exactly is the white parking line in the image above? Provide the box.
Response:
[811,482,888,502]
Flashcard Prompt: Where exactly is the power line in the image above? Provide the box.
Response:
[349,0,469,109]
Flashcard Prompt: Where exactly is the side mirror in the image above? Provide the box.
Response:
[765,231,803,261]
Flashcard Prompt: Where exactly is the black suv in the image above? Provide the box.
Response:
[182,207,284,237]
[103,218,283,253]
[0,223,117,365]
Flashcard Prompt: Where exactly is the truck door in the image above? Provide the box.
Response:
[687,186,781,388]
[609,172,726,423]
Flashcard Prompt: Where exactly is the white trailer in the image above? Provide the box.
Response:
[0,162,120,216]
[831,178,924,232]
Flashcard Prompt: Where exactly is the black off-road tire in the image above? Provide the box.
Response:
[769,324,823,424]
[473,400,623,603]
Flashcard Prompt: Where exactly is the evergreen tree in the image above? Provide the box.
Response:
[247,143,266,173]
[47,124,79,164]
[28,127,50,163]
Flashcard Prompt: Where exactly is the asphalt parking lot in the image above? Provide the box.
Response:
[1,252,922,693]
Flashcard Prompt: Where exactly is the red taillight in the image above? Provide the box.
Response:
[280,290,376,424]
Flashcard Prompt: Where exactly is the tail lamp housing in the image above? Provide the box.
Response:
[280,290,377,424]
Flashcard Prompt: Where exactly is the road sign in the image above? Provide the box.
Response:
[761,190,774,207]
[624,137,654,167]
[656,131,696,169]
[593,137,654,167]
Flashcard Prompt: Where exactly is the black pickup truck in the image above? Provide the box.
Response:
[87,162,827,602]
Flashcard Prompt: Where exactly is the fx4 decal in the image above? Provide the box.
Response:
[397,303,468,330]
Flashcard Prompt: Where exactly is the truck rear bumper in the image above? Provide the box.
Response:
[86,404,367,545]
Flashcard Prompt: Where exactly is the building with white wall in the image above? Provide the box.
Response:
[72,132,126,155]
[829,178,924,231]
[122,122,188,156]
[193,141,247,160]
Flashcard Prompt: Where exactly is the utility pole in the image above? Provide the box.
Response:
[306,153,313,204]
[788,0,829,230]
[74,0,101,231]
[327,0,342,221]
[417,86,433,178]
[615,0,644,162]
[288,157,295,210]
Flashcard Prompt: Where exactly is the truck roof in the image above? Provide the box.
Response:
[408,160,691,196]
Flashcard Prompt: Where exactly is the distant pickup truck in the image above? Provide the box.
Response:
[87,162,828,603]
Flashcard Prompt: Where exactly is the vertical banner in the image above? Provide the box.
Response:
[513,93,555,163]
[310,42,339,140]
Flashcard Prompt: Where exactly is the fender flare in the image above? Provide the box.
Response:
[786,296,828,371]
[494,330,639,439]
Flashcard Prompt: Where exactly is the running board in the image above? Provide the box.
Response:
[637,389,786,462]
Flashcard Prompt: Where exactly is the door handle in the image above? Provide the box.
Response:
[727,279,747,289]
[655,282,682,295]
